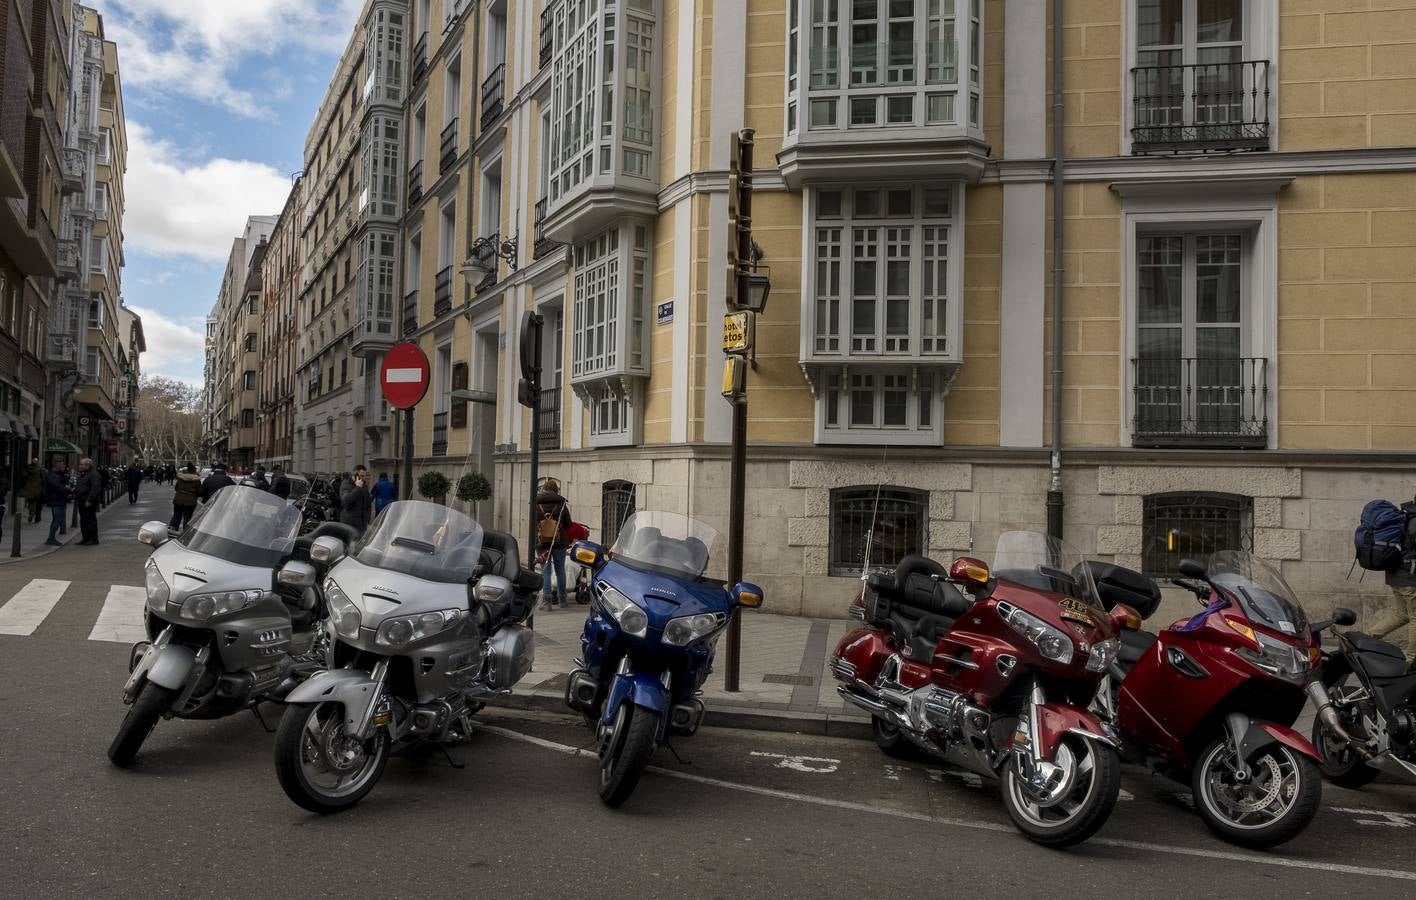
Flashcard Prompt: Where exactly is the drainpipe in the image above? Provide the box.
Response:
[1046,0,1066,541]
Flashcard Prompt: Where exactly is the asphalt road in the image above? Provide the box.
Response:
[1,488,1415,898]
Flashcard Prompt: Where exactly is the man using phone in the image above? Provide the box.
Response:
[339,464,372,533]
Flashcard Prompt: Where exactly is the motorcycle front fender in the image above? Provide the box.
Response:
[284,668,381,738]
[601,670,670,744]
[1034,702,1121,761]
[147,643,199,691]
[1240,720,1323,765]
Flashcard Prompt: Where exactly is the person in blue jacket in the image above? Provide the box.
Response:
[371,472,397,515]
[43,459,71,546]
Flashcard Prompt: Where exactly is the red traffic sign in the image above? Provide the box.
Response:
[380,342,431,409]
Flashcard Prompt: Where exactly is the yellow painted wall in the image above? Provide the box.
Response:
[1277,173,1416,450]
[744,188,810,443]
[643,210,677,444]
[1280,3,1416,150]
[1059,0,1123,159]
[948,183,1002,446]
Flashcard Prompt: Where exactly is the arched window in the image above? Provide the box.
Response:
[829,486,928,576]
[1142,492,1253,576]
[601,480,637,546]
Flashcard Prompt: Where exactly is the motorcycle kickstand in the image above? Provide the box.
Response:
[663,740,690,766]
[250,704,277,734]
[435,743,466,770]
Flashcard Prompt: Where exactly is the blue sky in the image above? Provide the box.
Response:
[91,1,364,387]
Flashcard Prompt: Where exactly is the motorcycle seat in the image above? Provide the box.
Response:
[1114,629,1159,677]
[885,555,970,619]
[1345,631,1407,660]
[480,531,525,582]
[1343,631,1411,679]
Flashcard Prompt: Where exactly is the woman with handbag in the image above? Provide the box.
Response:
[535,479,572,609]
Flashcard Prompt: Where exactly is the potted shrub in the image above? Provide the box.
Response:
[456,472,491,518]
[417,471,451,505]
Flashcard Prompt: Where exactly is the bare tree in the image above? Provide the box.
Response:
[136,375,204,466]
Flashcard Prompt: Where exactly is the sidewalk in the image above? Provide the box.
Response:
[496,605,871,738]
[0,483,168,565]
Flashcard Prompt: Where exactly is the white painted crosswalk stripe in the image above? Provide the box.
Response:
[0,579,72,636]
[87,585,147,644]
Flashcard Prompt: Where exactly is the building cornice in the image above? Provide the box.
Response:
[981,147,1416,185]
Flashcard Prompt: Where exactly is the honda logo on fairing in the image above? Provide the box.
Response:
[370,586,399,594]
[182,567,207,576]
[648,586,677,598]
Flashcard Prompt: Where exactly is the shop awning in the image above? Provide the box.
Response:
[46,439,82,455]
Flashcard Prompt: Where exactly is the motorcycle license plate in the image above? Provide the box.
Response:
[1058,598,1096,627]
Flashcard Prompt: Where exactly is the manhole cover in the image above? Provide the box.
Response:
[762,674,815,686]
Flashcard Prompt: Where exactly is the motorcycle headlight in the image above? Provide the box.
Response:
[1085,637,1120,673]
[144,560,169,607]
[375,609,465,649]
[179,589,265,621]
[998,601,1074,664]
[597,584,649,638]
[1235,632,1310,685]
[662,612,727,646]
[325,578,361,640]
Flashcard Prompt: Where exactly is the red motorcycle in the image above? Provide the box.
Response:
[1097,551,1329,848]
[833,532,1142,847]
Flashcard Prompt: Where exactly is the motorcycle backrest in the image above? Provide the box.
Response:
[1085,560,1161,619]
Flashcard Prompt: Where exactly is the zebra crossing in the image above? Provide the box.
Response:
[0,578,145,642]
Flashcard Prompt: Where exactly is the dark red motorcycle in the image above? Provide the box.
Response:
[1096,551,1331,848]
[832,532,1142,847]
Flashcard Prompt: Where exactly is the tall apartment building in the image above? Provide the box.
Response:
[257,178,304,471]
[114,304,143,461]
[293,0,405,478]
[1,0,71,456]
[381,0,1416,621]
[204,216,276,466]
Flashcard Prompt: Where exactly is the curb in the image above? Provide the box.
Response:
[486,687,873,740]
[0,497,141,566]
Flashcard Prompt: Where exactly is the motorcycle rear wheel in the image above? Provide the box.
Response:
[1310,709,1381,790]
[1001,736,1121,847]
[107,680,178,768]
[871,716,915,760]
[1192,735,1321,849]
[275,701,390,814]
[598,703,656,808]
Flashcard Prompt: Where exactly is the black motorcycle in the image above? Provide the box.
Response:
[1308,611,1416,787]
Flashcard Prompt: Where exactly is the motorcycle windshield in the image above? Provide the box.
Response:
[180,486,300,569]
[1206,550,1308,636]
[352,500,484,585]
[610,511,719,581]
[990,530,1103,610]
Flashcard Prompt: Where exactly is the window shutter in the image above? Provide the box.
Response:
[450,361,469,428]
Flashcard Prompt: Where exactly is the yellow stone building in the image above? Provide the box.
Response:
[376,0,1416,618]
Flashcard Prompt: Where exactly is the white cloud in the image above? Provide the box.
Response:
[94,0,363,118]
[124,121,291,262]
[127,305,207,384]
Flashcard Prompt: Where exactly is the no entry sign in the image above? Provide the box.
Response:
[380,342,431,409]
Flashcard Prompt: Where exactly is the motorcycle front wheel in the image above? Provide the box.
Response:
[597,703,656,807]
[1192,735,1321,849]
[1310,706,1381,790]
[107,680,178,767]
[1001,736,1121,847]
[274,701,390,814]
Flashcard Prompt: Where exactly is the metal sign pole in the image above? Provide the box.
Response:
[402,407,414,507]
[523,313,543,569]
[723,128,754,693]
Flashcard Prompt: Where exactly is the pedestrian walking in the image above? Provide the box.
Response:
[20,457,42,523]
[249,465,270,491]
[170,465,201,533]
[371,471,397,514]
[200,463,234,503]
[73,458,102,545]
[125,462,143,504]
[339,465,371,533]
[43,459,68,545]
[270,466,291,500]
[1371,496,1416,665]
[535,478,572,609]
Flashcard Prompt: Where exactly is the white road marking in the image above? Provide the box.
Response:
[0,579,71,636]
[749,751,839,773]
[477,724,1416,883]
[1333,807,1416,828]
[87,585,147,643]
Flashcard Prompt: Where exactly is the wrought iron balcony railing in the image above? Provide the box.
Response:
[401,288,419,336]
[439,118,459,175]
[432,411,448,457]
[468,233,499,292]
[408,159,423,206]
[533,198,562,260]
[540,7,555,69]
[481,63,505,129]
[434,266,453,318]
[1131,60,1270,153]
[537,386,561,450]
[411,32,428,85]
[1132,357,1268,448]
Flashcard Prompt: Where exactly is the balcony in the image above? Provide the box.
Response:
[439,119,459,175]
[540,7,554,69]
[56,238,81,280]
[481,64,505,130]
[1131,61,1271,153]
[411,32,428,85]
[408,160,423,206]
[434,266,453,318]
[468,233,499,292]
[402,288,419,336]
[61,148,85,194]
[533,198,562,261]
[1131,357,1268,449]
[537,386,561,450]
[432,411,448,456]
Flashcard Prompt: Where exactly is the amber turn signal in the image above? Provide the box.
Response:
[574,547,598,566]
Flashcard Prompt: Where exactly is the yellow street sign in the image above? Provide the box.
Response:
[722,311,753,355]
[722,356,747,400]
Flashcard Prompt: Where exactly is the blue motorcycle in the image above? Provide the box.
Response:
[564,511,763,806]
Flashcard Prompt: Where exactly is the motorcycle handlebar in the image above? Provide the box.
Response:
[1169,577,1209,599]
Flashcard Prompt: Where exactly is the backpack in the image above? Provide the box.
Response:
[538,512,561,543]
[1354,500,1408,571]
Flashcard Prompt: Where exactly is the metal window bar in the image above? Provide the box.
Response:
[433,267,453,318]
[401,288,419,336]
[470,232,499,291]
[1142,493,1254,577]
[540,6,555,69]
[432,411,448,456]
[408,160,423,207]
[601,481,637,546]
[439,118,459,174]
[481,63,506,129]
[828,488,927,577]
[1132,357,1267,448]
[533,198,562,260]
[411,32,429,85]
[1131,60,1270,153]
[537,386,561,450]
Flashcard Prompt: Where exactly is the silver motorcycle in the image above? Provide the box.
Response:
[274,500,538,814]
[111,487,349,767]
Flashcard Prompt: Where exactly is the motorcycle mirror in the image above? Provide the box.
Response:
[948,557,991,585]
[1176,559,1207,580]
[732,582,765,609]
[309,535,347,566]
[1332,607,1357,627]
[138,521,170,547]
[278,560,318,589]
[1109,602,1143,632]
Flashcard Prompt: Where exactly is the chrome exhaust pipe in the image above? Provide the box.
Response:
[1306,680,1362,751]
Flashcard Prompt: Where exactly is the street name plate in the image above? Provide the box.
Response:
[722,311,753,355]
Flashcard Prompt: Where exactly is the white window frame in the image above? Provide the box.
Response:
[1121,0,1277,154]
[1117,181,1281,449]
[97,129,112,165]
[94,183,108,219]
[480,156,502,238]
